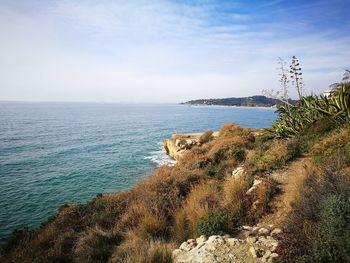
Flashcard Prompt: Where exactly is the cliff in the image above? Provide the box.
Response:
[163,132,219,160]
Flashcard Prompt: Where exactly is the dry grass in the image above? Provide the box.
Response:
[198,130,214,144]
[174,180,220,241]
[122,241,174,263]
[221,176,249,217]
[245,178,277,224]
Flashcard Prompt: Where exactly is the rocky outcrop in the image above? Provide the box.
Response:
[163,132,219,160]
[173,225,282,263]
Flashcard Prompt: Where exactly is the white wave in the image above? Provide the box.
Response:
[144,143,176,167]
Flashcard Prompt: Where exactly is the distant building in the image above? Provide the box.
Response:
[323,83,340,97]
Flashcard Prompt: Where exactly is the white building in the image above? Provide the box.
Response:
[323,83,340,97]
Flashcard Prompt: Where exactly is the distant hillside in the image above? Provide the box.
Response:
[182,95,297,107]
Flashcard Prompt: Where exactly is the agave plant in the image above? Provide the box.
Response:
[271,83,350,138]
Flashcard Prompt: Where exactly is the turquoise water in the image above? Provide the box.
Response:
[0,102,276,242]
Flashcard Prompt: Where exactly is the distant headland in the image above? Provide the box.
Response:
[181,95,297,107]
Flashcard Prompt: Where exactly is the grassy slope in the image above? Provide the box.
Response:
[1,121,350,263]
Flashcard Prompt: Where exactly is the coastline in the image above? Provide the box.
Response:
[182,104,277,110]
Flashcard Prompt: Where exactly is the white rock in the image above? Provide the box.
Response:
[271,228,283,237]
[258,227,270,235]
[242,225,253,231]
[270,253,279,258]
[246,179,263,194]
[232,166,245,177]
[252,226,260,232]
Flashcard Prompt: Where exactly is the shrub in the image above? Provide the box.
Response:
[245,178,277,224]
[308,190,350,262]
[74,228,118,263]
[173,180,220,240]
[196,211,239,236]
[229,147,246,162]
[199,130,214,144]
[248,137,302,174]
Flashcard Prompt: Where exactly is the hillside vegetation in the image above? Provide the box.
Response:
[182,95,297,107]
[1,85,350,263]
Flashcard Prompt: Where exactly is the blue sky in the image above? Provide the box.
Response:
[0,0,349,102]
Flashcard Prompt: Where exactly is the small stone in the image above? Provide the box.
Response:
[258,227,270,236]
[270,253,279,259]
[242,225,253,231]
[232,166,245,177]
[252,226,260,232]
[271,228,283,237]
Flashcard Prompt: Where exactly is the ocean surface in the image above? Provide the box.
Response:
[0,102,276,242]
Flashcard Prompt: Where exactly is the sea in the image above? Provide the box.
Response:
[0,102,277,242]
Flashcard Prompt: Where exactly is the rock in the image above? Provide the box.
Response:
[270,253,279,259]
[242,225,253,231]
[232,166,245,177]
[179,239,197,252]
[258,228,270,236]
[173,234,262,263]
[252,226,260,232]
[163,132,218,160]
[271,228,283,237]
[246,179,267,195]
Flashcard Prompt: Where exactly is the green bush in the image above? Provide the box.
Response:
[308,191,350,262]
[212,148,227,164]
[230,147,245,162]
[196,212,239,236]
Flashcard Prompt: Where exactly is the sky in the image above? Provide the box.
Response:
[0,0,349,102]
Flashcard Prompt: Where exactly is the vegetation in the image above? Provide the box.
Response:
[271,83,350,138]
